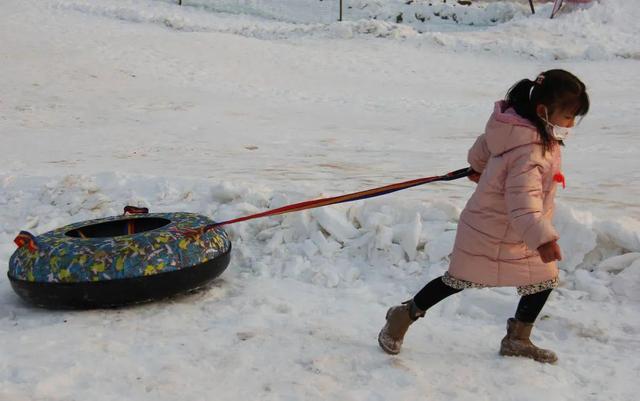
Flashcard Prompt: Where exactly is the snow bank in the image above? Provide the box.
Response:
[49,0,640,60]
[2,173,638,302]
[422,0,640,60]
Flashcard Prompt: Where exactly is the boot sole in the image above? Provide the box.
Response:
[378,307,400,355]
[378,331,400,355]
[500,349,557,364]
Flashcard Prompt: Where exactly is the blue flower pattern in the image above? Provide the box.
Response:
[8,213,231,283]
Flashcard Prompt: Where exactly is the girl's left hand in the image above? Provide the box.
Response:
[537,240,562,263]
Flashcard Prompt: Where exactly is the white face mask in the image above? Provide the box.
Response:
[542,110,572,141]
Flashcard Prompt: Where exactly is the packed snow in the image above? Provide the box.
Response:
[1,1,639,400]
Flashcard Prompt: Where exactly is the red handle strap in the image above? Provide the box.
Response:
[14,231,39,252]
[123,206,149,235]
[124,206,149,215]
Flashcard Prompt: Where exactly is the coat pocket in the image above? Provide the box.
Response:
[500,225,537,260]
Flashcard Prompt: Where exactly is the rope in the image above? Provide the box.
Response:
[198,167,471,233]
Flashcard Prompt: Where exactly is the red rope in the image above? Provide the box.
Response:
[198,167,471,233]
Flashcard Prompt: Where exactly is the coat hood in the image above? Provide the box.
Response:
[485,101,541,156]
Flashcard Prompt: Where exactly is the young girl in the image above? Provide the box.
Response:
[378,69,590,364]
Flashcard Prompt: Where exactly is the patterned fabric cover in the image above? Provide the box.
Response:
[442,272,558,296]
[8,213,231,283]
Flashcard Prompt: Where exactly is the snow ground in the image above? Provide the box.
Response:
[1,1,639,400]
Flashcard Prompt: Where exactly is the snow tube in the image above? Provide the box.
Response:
[7,208,231,309]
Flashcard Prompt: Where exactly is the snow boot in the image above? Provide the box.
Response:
[378,299,425,355]
[500,318,558,363]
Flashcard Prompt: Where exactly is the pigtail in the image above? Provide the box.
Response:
[505,79,536,109]
[505,78,556,154]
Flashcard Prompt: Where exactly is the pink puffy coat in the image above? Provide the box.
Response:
[447,101,562,287]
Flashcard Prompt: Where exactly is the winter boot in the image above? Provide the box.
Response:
[378,299,425,355]
[499,318,558,363]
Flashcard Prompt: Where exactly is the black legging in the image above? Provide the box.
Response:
[413,276,552,323]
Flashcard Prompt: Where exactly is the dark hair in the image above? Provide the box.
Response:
[505,69,590,153]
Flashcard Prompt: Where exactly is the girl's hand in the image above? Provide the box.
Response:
[468,169,481,183]
[537,240,562,263]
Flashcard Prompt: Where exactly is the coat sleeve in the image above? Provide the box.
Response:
[467,133,491,173]
[504,147,559,252]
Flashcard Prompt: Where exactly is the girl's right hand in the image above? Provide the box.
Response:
[468,169,481,183]
[537,240,562,263]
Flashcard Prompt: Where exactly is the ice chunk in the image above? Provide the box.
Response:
[554,205,597,271]
[281,211,316,241]
[573,270,611,302]
[611,258,640,301]
[426,230,456,262]
[389,243,406,265]
[209,181,240,203]
[429,200,462,221]
[375,225,393,250]
[597,252,640,273]
[302,239,319,258]
[420,220,451,245]
[392,213,422,260]
[595,217,640,252]
[311,207,359,243]
[311,230,341,257]
[324,269,340,288]
[264,230,284,254]
[357,210,393,231]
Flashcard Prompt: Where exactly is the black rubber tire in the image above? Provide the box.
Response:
[8,248,231,309]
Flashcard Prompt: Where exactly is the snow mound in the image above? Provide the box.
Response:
[49,0,640,60]
[610,258,640,301]
[424,0,640,60]
[2,173,638,300]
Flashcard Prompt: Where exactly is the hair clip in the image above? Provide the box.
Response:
[535,74,545,85]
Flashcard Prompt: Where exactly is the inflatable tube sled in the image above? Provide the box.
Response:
[8,207,231,309]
